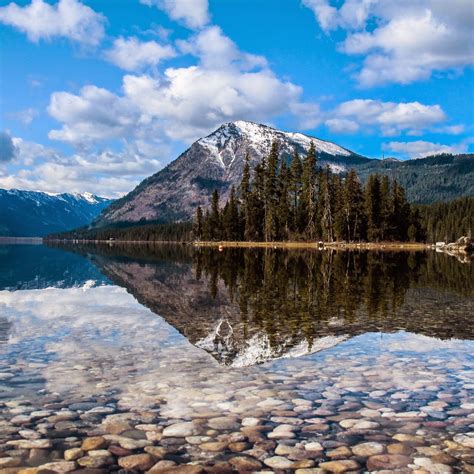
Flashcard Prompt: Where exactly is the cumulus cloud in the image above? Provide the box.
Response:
[0,0,105,45]
[0,131,17,162]
[105,36,176,71]
[327,99,446,135]
[47,26,316,144]
[0,138,165,197]
[384,140,469,158]
[303,0,474,86]
[140,0,209,29]
[48,85,138,144]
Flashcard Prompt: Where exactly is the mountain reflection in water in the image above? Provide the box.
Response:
[48,243,474,366]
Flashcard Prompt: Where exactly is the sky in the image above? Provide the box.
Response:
[0,0,473,198]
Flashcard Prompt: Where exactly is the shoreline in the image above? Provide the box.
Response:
[193,240,434,251]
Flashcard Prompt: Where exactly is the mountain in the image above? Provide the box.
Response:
[97,120,370,226]
[0,189,113,237]
[95,121,474,227]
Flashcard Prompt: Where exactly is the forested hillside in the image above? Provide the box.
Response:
[415,197,473,242]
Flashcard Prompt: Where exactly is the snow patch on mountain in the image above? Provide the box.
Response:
[195,317,347,366]
[198,120,352,170]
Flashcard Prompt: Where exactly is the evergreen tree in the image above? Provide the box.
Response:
[301,142,318,239]
[365,174,382,241]
[391,180,411,241]
[277,160,291,240]
[193,206,203,241]
[210,189,221,240]
[289,150,303,235]
[264,141,280,241]
[341,169,365,241]
[379,175,392,240]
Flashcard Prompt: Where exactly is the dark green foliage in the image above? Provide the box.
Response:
[48,221,193,241]
[416,196,474,242]
[199,141,426,242]
[354,153,474,204]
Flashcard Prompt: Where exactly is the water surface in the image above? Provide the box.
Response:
[0,244,473,473]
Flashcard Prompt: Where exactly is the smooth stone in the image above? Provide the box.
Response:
[318,460,360,473]
[103,434,152,449]
[228,441,250,452]
[228,456,262,471]
[81,437,107,451]
[118,453,155,471]
[327,446,352,459]
[454,433,474,449]
[207,417,240,431]
[199,441,227,452]
[241,417,260,427]
[352,442,385,457]
[0,458,22,468]
[36,461,76,472]
[264,456,294,469]
[295,469,324,474]
[64,448,84,461]
[366,454,411,470]
[387,443,412,455]
[7,439,52,449]
[305,442,324,452]
[77,454,113,468]
[144,446,167,459]
[392,434,425,445]
[148,460,178,472]
[163,422,198,437]
[414,457,453,473]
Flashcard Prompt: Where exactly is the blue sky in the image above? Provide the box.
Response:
[0,0,473,197]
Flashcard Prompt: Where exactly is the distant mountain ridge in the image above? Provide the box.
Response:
[95,121,474,227]
[0,189,112,237]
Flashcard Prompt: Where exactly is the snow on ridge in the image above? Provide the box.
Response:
[230,333,348,368]
[197,121,352,169]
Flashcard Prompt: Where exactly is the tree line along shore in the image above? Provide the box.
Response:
[48,142,473,247]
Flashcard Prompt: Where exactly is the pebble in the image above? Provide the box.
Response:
[319,459,360,472]
[352,441,385,457]
[163,422,198,437]
[118,453,155,470]
[264,455,294,469]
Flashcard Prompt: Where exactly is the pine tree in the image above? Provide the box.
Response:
[264,141,280,241]
[277,160,290,240]
[391,179,411,241]
[341,169,365,241]
[379,175,392,240]
[301,142,318,239]
[365,174,382,241]
[193,206,203,241]
[289,150,303,235]
[210,189,221,240]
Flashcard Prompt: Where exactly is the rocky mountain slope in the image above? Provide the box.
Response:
[97,120,369,225]
[95,121,473,226]
[0,189,112,237]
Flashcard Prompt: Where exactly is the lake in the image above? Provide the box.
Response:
[0,243,473,473]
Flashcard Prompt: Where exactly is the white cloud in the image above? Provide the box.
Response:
[328,99,446,135]
[303,0,474,86]
[0,0,105,45]
[140,0,209,29]
[177,25,267,70]
[0,131,18,162]
[0,138,165,197]
[48,85,138,144]
[105,36,176,71]
[384,140,469,158]
[8,108,39,125]
[47,26,316,145]
[325,118,359,134]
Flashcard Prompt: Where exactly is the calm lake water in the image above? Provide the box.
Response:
[0,243,473,473]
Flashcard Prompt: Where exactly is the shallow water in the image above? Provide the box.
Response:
[0,244,473,473]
